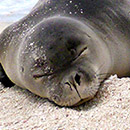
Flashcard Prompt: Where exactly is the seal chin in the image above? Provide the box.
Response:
[50,69,99,106]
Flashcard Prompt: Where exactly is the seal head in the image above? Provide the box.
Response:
[18,16,101,106]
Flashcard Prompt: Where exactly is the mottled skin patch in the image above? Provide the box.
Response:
[0,0,130,106]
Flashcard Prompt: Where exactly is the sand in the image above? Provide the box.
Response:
[0,75,130,130]
[0,23,130,130]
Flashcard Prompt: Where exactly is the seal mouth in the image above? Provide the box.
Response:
[33,47,88,79]
[73,97,93,106]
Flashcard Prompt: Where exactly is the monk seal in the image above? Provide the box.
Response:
[0,0,130,106]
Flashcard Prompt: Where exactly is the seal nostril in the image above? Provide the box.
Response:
[75,74,81,85]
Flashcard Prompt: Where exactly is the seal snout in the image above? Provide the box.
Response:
[56,68,100,106]
[64,72,82,99]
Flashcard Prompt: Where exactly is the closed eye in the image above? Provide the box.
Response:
[72,46,88,61]
[33,47,88,79]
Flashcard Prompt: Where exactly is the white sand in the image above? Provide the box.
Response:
[0,23,130,130]
[0,75,130,130]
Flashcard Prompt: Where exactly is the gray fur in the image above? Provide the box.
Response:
[0,0,129,106]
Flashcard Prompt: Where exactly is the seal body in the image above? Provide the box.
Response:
[0,0,129,106]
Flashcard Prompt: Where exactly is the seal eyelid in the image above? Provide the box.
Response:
[78,47,88,57]
[72,46,88,61]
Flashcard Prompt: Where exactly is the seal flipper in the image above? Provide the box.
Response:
[0,64,14,87]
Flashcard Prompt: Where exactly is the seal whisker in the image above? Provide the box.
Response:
[95,63,105,74]
[96,73,112,76]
